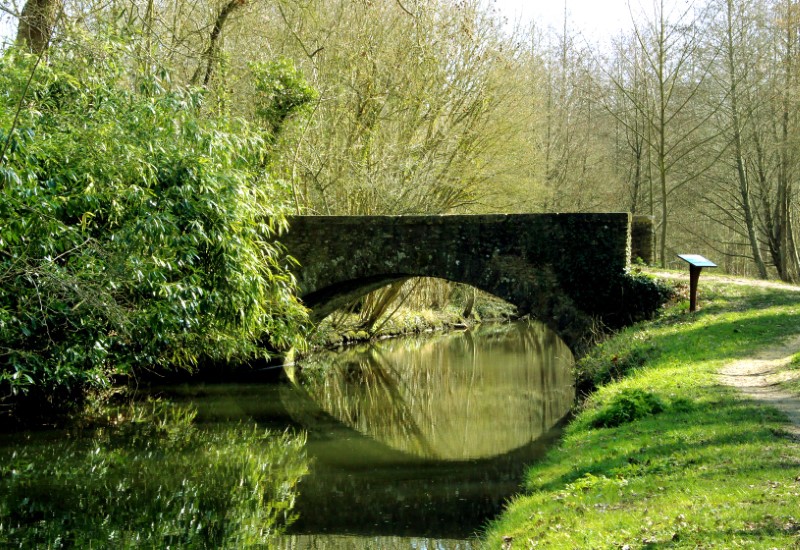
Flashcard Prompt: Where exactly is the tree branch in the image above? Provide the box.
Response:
[190,0,245,87]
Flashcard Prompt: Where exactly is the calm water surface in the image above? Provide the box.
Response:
[0,321,574,549]
[275,320,575,548]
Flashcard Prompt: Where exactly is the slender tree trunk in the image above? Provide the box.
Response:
[734,134,767,278]
[461,287,475,319]
[725,0,768,278]
[753,131,785,277]
[659,154,668,267]
[776,0,797,281]
[647,120,654,217]
[631,145,642,213]
[658,68,668,266]
[191,0,246,88]
[657,0,669,268]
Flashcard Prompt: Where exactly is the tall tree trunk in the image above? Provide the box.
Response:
[776,0,798,281]
[752,130,786,277]
[16,0,61,54]
[659,155,668,267]
[630,144,642,213]
[658,19,668,268]
[734,139,767,278]
[724,0,768,278]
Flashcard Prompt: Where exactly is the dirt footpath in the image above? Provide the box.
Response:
[649,269,800,439]
[718,335,800,440]
[648,269,800,292]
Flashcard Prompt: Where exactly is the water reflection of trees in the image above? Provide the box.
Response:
[0,400,308,548]
[297,322,574,460]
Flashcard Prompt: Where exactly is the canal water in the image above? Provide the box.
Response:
[279,320,576,548]
[0,321,574,548]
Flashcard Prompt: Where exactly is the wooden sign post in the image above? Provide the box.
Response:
[677,254,717,312]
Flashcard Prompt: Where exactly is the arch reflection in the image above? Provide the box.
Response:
[292,321,575,461]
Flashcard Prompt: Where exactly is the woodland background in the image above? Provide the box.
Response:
[8,0,800,275]
[3,0,800,401]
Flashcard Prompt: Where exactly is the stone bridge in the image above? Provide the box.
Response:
[280,213,659,355]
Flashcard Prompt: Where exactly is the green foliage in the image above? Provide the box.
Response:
[613,271,675,326]
[0,42,312,412]
[575,332,659,395]
[252,58,318,138]
[0,400,308,547]
[570,272,672,393]
[589,388,666,428]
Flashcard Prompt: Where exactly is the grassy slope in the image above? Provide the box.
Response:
[483,276,800,548]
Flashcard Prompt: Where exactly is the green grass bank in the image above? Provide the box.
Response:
[483,274,800,548]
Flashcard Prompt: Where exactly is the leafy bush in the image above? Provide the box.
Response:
[252,58,318,138]
[614,271,675,325]
[574,335,659,395]
[0,42,312,412]
[590,388,666,428]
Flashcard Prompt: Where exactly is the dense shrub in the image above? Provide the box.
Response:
[252,58,318,138]
[0,42,312,412]
[590,388,666,428]
[573,273,672,395]
[614,271,675,326]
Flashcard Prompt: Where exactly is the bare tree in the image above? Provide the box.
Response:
[748,0,800,281]
[262,0,531,216]
[606,33,655,216]
[701,0,769,277]
[607,0,719,266]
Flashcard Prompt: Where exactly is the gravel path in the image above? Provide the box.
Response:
[647,269,800,292]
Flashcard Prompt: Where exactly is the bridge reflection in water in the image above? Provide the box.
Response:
[279,321,575,545]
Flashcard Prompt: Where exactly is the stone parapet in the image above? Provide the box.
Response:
[279,213,663,355]
[631,215,655,265]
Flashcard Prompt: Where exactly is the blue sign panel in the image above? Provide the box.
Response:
[677,254,717,268]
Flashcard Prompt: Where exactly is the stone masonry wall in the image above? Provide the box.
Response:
[280,213,631,319]
[631,215,655,265]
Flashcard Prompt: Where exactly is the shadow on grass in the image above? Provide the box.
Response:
[647,311,800,363]
[527,394,792,494]
[636,520,800,548]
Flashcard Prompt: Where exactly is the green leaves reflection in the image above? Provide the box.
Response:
[0,400,308,548]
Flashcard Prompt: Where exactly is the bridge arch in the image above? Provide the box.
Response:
[280,214,658,355]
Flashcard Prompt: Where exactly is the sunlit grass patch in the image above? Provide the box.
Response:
[484,277,800,548]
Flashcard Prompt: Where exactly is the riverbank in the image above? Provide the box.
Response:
[484,271,800,548]
[306,298,516,350]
